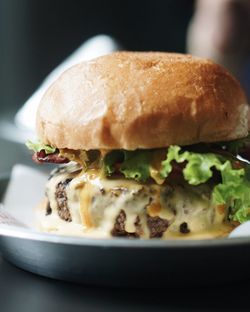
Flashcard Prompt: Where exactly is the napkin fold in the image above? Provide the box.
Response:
[1,164,47,228]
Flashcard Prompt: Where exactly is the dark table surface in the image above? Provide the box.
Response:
[0,251,250,312]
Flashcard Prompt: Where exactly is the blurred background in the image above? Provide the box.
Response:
[0,0,193,115]
[0,0,250,174]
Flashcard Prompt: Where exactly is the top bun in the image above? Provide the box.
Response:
[37,52,248,150]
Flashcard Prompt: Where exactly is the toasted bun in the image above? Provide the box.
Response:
[37,52,248,150]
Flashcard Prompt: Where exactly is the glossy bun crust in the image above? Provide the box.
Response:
[37,52,248,150]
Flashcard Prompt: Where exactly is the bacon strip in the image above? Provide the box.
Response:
[32,150,69,164]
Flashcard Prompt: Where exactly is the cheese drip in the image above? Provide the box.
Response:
[41,166,236,239]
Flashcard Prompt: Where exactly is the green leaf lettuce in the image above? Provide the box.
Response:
[26,140,56,154]
[103,150,152,182]
[120,150,152,182]
[161,145,250,223]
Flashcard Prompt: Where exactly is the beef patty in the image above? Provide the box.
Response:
[55,179,72,222]
[111,210,169,238]
[45,167,229,239]
[53,179,170,237]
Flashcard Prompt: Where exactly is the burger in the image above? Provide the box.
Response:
[26,52,250,239]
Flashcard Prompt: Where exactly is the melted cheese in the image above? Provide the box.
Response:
[40,167,235,239]
[79,182,94,228]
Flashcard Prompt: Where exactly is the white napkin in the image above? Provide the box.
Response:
[1,164,47,228]
[229,221,250,238]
